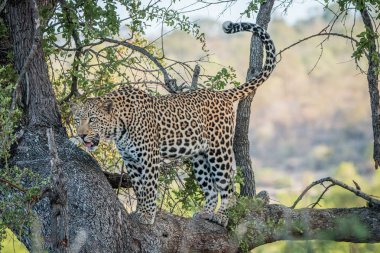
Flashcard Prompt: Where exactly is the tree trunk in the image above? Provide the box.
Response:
[233,0,275,196]
[5,0,61,128]
[4,0,130,251]
[359,7,380,169]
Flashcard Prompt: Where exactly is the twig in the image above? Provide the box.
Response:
[291,177,380,209]
[310,183,334,208]
[307,45,324,75]
[0,177,27,193]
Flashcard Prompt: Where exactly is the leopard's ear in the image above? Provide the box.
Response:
[102,99,113,114]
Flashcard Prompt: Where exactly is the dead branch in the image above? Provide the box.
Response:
[291,177,380,209]
[191,64,200,89]
[309,183,334,208]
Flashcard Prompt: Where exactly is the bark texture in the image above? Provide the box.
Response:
[359,7,380,169]
[12,128,131,252]
[233,0,275,196]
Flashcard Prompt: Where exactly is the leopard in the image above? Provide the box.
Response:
[71,21,276,227]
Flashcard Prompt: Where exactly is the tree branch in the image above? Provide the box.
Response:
[190,64,200,89]
[239,205,380,250]
[12,128,380,252]
[277,32,359,63]
[58,0,82,104]
[101,37,178,93]
[0,176,27,193]
[143,204,380,252]
[291,177,380,209]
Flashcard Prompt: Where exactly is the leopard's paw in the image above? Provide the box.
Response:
[209,213,229,227]
[132,211,155,225]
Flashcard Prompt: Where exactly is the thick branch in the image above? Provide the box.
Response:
[237,205,380,250]
[143,204,380,252]
[12,128,380,252]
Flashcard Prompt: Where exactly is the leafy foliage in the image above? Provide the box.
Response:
[227,196,265,230]
[0,66,19,165]
[241,0,267,18]
[204,67,240,90]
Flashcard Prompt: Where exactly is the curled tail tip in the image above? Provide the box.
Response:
[222,21,234,33]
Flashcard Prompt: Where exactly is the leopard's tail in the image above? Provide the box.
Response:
[222,21,276,102]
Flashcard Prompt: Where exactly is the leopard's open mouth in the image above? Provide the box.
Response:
[82,135,100,151]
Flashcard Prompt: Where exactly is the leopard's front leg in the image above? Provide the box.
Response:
[123,152,160,225]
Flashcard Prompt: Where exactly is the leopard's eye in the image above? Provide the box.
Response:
[89,117,97,123]
[74,118,80,124]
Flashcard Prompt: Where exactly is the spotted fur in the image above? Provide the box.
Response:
[72,21,276,227]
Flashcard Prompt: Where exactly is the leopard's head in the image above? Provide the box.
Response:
[71,98,114,151]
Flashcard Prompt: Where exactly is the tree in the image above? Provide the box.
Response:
[233,0,274,197]
[1,0,379,252]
